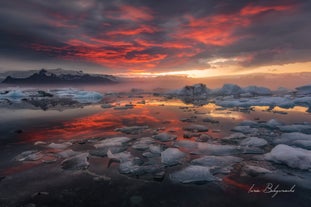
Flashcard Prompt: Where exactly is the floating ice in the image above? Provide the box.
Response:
[61,153,89,170]
[173,140,198,150]
[89,146,127,157]
[153,133,177,142]
[296,85,311,95]
[57,149,80,158]
[264,144,311,170]
[161,148,186,166]
[107,150,133,162]
[183,124,208,132]
[115,126,149,134]
[243,165,271,176]
[94,137,131,148]
[278,124,311,133]
[191,155,242,174]
[194,143,241,155]
[0,89,26,101]
[213,84,242,96]
[264,119,283,129]
[149,144,164,154]
[238,120,258,127]
[48,142,72,150]
[15,150,43,161]
[231,126,258,134]
[274,132,311,149]
[240,137,268,147]
[132,137,154,150]
[54,89,103,103]
[169,165,217,183]
[243,86,272,96]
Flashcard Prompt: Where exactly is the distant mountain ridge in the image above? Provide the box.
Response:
[1,68,118,84]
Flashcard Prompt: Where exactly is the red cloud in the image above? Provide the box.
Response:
[173,3,294,46]
[107,25,157,36]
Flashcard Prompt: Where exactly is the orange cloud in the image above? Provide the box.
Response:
[107,25,157,36]
[240,4,294,16]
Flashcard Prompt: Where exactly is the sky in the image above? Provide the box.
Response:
[0,0,310,77]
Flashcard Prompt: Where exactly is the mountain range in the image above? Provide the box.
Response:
[1,68,118,84]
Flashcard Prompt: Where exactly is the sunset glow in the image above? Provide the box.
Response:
[0,0,309,76]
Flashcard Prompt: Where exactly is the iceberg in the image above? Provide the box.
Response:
[243,86,272,96]
[54,89,103,103]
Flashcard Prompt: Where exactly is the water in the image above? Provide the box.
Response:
[0,85,311,207]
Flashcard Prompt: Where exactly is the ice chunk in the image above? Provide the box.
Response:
[57,149,80,158]
[15,150,43,161]
[0,89,26,101]
[178,83,210,97]
[264,144,311,170]
[149,144,164,154]
[132,137,154,150]
[183,124,208,132]
[224,133,247,140]
[264,119,283,129]
[107,150,133,162]
[115,126,149,134]
[61,153,89,170]
[94,137,130,148]
[274,132,311,149]
[296,85,311,95]
[231,126,258,134]
[214,84,242,96]
[89,146,127,157]
[240,137,268,147]
[173,140,198,150]
[119,159,143,175]
[161,148,186,166]
[291,140,311,150]
[238,120,258,127]
[243,165,271,176]
[278,124,311,133]
[191,155,242,174]
[194,143,241,155]
[243,86,272,96]
[170,165,217,183]
[48,142,72,150]
[153,133,177,142]
[54,89,103,103]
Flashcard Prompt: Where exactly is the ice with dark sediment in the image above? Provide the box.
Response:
[61,153,89,170]
[169,165,218,183]
[94,137,131,148]
[264,144,311,170]
[161,148,186,166]
[153,132,177,142]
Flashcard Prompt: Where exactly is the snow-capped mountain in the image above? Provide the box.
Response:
[1,68,118,84]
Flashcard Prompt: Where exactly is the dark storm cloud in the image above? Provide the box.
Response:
[0,0,310,72]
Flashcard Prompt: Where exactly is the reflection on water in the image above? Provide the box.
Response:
[0,95,310,144]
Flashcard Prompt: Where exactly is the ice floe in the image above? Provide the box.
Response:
[240,137,268,147]
[264,144,311,170]
[94,137,131,148]
[169,165,217,183]
[161,148,186,166]
[153,133,177,142]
